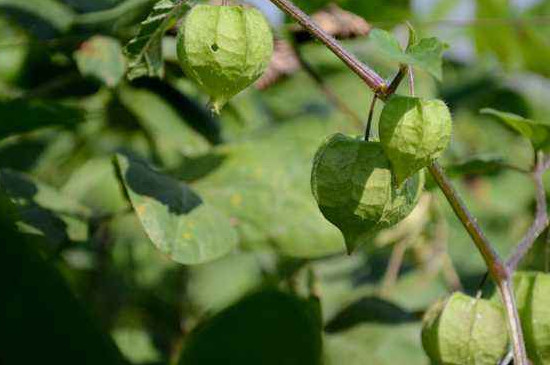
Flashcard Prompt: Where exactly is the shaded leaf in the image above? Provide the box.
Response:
[0,192,126,365]
[0,99,85,140]
[115,153,237,265]
[325,296,417,333]
[179,290,323,365]
[118,85,210,168]
[447,155,508,177]
[0,169,90,246]
[325,323,428,365]
[0,0,75,35]
[74,35,126,88]
[187,252,264,315]
[62,158,128,215]
[481,108,550,150]
[73,0,155,33]
[125,0,189,80]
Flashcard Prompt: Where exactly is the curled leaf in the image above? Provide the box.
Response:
[481,108,550,151]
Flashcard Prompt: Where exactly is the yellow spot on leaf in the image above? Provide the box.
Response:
[136,205,146,215]
[230,194,243,207]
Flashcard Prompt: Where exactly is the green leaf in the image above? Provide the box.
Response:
[368,29,446,80]
[481,108,550,150]
[380,96,452,185]
[74,35,126,88]
[125,0,189,80]
[73,0,155,33]
[311,134,424,253]
[0,169,90,246]
[193,119,345,258]
[117,85,210,168]
[62,158,129,215]
[0,192,125,365]
[406,37,446,81]
[447,155,508,177]
[0,99,85,140]
[187,252,264,315]
[115,153,237,265]
[0,0,75,34]
[179,290,323,365]
[112,328,162,364]
[368,29,405,61]
[421,292,508,365]
[325,323,428,365]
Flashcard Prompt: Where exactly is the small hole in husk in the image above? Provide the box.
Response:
[211,43,219,52]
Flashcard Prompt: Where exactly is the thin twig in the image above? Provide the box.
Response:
[408,67,415,96]
[290,40,363,129]
[267,0,387,97]
[364,96,377,141]
[268,1,528,363]
[385,65,408,96]
[380,238,409,295]
[499,350,514,365]
[507,152,550,271]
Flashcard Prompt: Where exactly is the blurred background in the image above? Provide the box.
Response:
[1,0,549,364]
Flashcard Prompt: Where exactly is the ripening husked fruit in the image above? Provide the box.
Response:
[512,272,550,365]
[311,133,423,253]
[422,292,509,365]
[177,4,274,113]
[380,95,452,186]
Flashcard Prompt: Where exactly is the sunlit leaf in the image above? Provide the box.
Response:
[125,0,189,80]
[481,108,550,150]
[368,29,446,80]
[325,323,428,365]
[74,35,126,88]
[115,153,238,265]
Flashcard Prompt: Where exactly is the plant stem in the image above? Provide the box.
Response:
[507,152,550,271]
[268,1,528,363]
[267,0,387,97]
